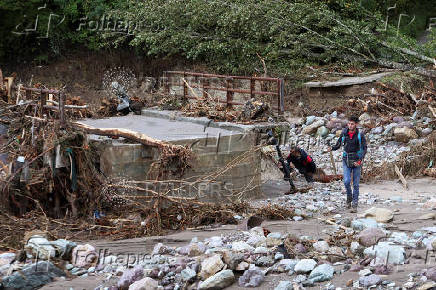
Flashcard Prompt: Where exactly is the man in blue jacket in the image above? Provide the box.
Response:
[329,116,367,212]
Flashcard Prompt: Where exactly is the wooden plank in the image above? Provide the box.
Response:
[394,164,408,189]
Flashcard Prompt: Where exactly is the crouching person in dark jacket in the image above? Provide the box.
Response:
[329,116,367,212]
[287,147,317,183]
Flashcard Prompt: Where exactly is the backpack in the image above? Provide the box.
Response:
[341,130,364,166]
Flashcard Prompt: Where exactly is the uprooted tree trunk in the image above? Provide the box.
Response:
[72,122,181,149]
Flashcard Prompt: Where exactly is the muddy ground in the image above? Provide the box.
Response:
[40,177,436,290]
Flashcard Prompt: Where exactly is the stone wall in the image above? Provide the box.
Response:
[96,132,265,202]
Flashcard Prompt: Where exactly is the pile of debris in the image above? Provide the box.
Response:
[157,93,275,123]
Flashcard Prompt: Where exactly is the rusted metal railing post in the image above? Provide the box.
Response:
[250,78,255,99]
[202,75,208,99]
[226,77,233,108]
[277,79,285,115]
[183,72,188,99]
[163,71,170,95]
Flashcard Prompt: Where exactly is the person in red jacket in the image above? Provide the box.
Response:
[286,146,317,183]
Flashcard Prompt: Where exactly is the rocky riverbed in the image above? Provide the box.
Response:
[1,177,436,290]
[283,111,434,176]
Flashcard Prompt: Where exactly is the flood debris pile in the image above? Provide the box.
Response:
[157,95,274,123]
[1,88,283,251]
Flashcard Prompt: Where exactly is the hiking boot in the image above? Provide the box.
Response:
[346,197,352,209]
[350,206,358,213]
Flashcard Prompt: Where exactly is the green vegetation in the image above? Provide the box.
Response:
[1,0,435,74]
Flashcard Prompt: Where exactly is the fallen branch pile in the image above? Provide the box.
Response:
[364,132,436,181]
[337,78,436,118]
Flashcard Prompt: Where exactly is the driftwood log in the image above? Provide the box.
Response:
[72,122,185,151]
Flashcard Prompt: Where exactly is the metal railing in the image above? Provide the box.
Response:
[163,71,285,115]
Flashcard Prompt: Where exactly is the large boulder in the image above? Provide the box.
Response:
[181,268,197,282]
[205,236,223,248]
[392,116,404,123]
[246,234,266,247]
[422,128,433,136]
[151,243,175,256]
[351,218,378,231]
[308,264,334,282]
[388,232,418,248]
[316,126,329,138]
[271,259,299,273]
[266,232,283,247]
[394,127,418,143]
[238,269,265,287]
[25,235,56,259]
[232,241,254,252]
[199,254,225,280]
[364,242,405,265]
[294,259,317,273]
[363,207,394,223]
[118,265,144,290]
[313,241,329,253]
[128,277,159,290]
[199,270,235,289]
[71,244,98,268]
[254,255,275,267]
[358,228,387,247]
[359,274,382,287]
[50,239,77,260]
[0,253,16,266]
[302,119,325,135]
[1,261,65,290]
[221,250,244,270]
[359,113,372,126]
[371,126,384,135]
[187,243,206,256]
[274,281,293,290]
